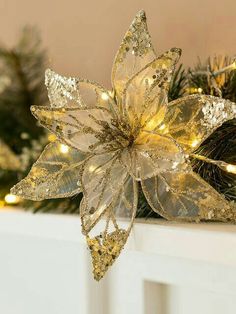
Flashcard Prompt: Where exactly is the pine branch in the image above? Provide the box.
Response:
[0,26,47,202]
[168,64,187,101]
[189,55,236,202]
[0,26,47,151]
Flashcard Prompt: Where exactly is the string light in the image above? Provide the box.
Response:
[159,123,166,130]
[225,164,236,174]
[186,87,203,94]
[191,153,236,175]
[191,139,199,148]
[59,144,69,154]
[4,194,21,205]
[101,92,109,100]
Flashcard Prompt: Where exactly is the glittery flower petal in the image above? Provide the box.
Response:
[142,170,236,221]
[112,10,156,100]
[31,106,115,153]
[164,95,236,152]
[83,173,138,280]
[45,69,116,112]
[11,140,86,201]
[80,151,129,233]
[123,49,181,127]
[121,132,187,180]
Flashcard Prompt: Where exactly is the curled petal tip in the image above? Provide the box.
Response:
[45,68,55,79]
[45,68,56,87]
[10,186,16,195]
[136,9,146,19]
[30,105,38,114]
[170,47,182,56]
[10,184,22,197]
[45,68,53,75]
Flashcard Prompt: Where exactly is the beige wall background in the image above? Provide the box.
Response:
[0,0,235,89]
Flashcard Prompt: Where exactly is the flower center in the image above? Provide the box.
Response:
[91,117,137,152]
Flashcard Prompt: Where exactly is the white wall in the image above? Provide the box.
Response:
[0,0,235,89]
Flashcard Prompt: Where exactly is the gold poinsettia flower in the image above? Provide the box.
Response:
[11,10,236,280]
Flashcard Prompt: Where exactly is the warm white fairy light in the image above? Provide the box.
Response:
[191,153,236,175]
[101,92,109,100]
[59,144,69,154]
[159,123,166,130]
[225,164,236,174]
[4,194,21,205]
[191,139,199,148]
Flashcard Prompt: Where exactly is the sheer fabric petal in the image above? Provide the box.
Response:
[31,106,116,153]
[45,69,116,112]
[83,172,138,280]
[164,95,236,152]
[123,49,181,128]
[111,10,156,101]
[142,170,236,221]
[11,140,86,200]
[80,151,129,233]
[121,132,187,180]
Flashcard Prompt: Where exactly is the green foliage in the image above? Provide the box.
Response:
[192,120,236,201]
[23,194,83,214]
[0,26,47,200]
[0,26,47,151]
[136,186,160,218]
[168,64,187,101]
[189,56,236,202]
[0,169,17,198]
[188,56,236,101]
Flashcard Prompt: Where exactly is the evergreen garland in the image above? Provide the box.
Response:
[0,27,47,199]
[189,56,236,202]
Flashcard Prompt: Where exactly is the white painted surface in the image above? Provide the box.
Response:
[0,209,236,314]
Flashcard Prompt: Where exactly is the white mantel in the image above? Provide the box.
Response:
[0,209,236,314]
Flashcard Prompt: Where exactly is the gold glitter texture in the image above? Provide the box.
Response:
[11,10,236,280]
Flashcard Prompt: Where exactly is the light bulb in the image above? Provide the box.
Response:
[101,92,109,101]
[225,164,236,174]
[59,144,69,154]
[4,194,21,205]
[191,139,199,148]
